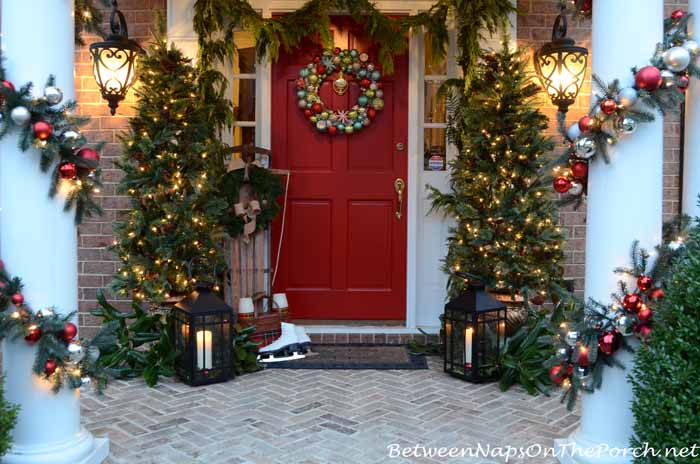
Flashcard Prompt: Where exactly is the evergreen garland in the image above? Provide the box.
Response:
[75,0,110,46]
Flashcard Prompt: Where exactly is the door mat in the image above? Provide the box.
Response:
[264,344,428,370]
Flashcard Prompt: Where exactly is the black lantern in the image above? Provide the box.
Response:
[172,285,234,386]
[89,0,143,115]
[533,6,588,113]
[443,282,507,383]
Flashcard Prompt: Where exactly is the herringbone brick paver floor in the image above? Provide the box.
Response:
[82,358,580,464]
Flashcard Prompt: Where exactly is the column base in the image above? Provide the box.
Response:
[555,432,632,464]
[2,428,109,464]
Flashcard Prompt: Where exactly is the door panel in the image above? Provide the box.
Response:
[272,17,408,320]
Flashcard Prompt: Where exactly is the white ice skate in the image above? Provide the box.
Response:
[258,322,306,363]
[294,325,312,354]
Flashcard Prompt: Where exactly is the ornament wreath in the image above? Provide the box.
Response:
[547,221,689,410]
[298,48,384,135]
[0,261,107,393]
[551,9,698,204]
[0,59,103,224]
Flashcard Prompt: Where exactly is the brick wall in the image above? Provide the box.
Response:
[74,0,688,332]
[76,0,166,335]
[517,0,687,295]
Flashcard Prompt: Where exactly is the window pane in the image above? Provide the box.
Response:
[233,126,255,147]
[424,80,446,123]
[424,33,447,75]
[233,79,256,121]
[234,31,256,74]
[424,128,446,171]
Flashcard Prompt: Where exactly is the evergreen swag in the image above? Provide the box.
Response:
[631,219,700,459]
[193,0,515,88]
[428,42,566,302]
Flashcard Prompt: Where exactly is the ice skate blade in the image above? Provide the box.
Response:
[258,352,306,363]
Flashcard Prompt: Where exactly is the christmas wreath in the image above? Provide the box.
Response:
[297,48,384,135]
[219,159,282,239]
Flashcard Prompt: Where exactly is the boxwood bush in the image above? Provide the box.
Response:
[631,225,700,462]
[0,377,17,457]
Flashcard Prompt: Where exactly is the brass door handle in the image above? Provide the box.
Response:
[394,178,405,220]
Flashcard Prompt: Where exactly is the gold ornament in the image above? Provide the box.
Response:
[333,71,348,95]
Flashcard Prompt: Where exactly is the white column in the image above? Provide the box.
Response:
[0,1,108,463]
[683,0,700,217]
[556,1,664,463]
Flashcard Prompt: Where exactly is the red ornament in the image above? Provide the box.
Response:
[11,293,24,306]
[360,78,371,88]
[553,176,572,193]
[376,82,383,89]
[303,109,313,118]
[571,161,588,179]
[678,75,690,92]
[600,98,618,115]
[311,102,323,114]
[77,147,100,162]
[327,125,338,136]
[367,108,377,119]
[62,322,78,342]
[578,115,594,132]
[24,327,42,344]
[635,66,662,91]
[313,55,321,63]
[529,294,545,306]
[58,162,78,180]
[32,121,53,141]
[1,80,15,93]
[44,359,57,376]
[598,331,622,355]
[637,324,652,339]
[637,275,653,292]
[549,365,566,384]
[0,259,4,271]
[671,9,685,20]
[577,346,590,367]
[296,78,305,89]
[637,305,653,324]
[649,287,665,301]
[581,0,592,13]
[316,64,327,75]
[333,47,341,55]
[623,293,643,312]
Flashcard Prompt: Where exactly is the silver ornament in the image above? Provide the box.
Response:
[10,106,31,126]
[367,63,375,72]
[683,39,700,56]
[615,116,637,135]
[569,181,584,196]
[564,330,579,347]
[614,312,635,336]
[62,130,81,147]
[68,342,85,363]
[80,377,91,388]
[663,46,691,72]
[574,136,597,159]
[661,69,676,87]
[576,367,594,389]
[297,99,308,109]
[617,87,638,108]
[567,123,582,141]
[315,120,327,131]
[375,90,384,98]
[556,346,571,362]
[44,86,63,105]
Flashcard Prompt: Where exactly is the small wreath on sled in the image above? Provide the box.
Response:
[296,48,385,135]
[219,155,282,240]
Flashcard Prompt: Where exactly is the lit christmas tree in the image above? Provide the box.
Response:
[429,42,567,304]
[109,36,229,304]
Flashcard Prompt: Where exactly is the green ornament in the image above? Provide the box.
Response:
[358,96,368,106]
[365,89,375,98]
[300,68,309,77]
[350,49,359,58]
[310,116,318,123]
[297,90,306,99]
[348,111,358,120]
[306,94,316,102]
[353,121,362,130]
[372,98,384,110]
[343,56,352,65]
[337,123,346,132]
[320,111,329,119]
[345,125,354,134]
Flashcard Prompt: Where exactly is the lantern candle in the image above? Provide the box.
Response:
[196,330,213,370]
[464,327,473,367]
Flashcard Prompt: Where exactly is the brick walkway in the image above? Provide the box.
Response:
[82,358,580,464]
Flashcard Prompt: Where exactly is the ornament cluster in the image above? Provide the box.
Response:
[297,48,384,135]
[0,260,104,392]
[0,59,102,224]
[553,10,699,200]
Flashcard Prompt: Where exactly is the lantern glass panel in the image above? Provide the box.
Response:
[534,44,587,112]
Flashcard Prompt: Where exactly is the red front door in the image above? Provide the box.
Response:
[271,19,408,320]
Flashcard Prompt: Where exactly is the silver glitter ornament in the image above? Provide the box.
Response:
[683,39,700,56]
[615,116,638,135]
[569,181,584,196]
[663,46,691,72]
[617,87,638,108]
[567,123,581,141]
[614,312,635,336]
[574,136,597,159]
[556,346,571,362]
[10,106,31,126]
[564,330,579,347]
[68,342,85,363]
[661,69,676,87]
[44,86,63,105]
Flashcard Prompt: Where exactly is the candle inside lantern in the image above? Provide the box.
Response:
[464,327,473,367]
[196,330,213,370]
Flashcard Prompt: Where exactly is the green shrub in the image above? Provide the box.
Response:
[631,225,700,461]
[0,377,18,457]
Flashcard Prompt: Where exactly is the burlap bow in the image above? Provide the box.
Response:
[228,157,263,242]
